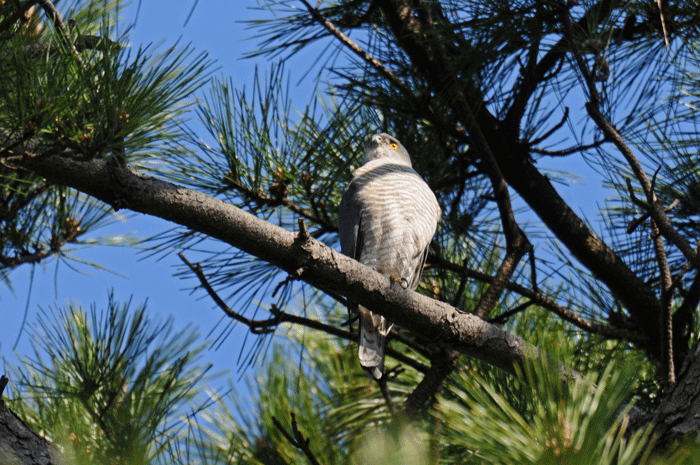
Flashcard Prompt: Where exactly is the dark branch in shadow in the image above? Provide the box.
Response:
[272,412,321,465]
[401,349,459,418]
[179,252,429,373]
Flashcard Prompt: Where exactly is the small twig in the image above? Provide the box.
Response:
[626,177,650,209]
[272,413,322,465]
[179,252,280,333]
[178,253,429,372]
[627,211,652,234]
[36,0,83,66]
[626,178,681,234]
[529,107,570,147]
[657,0,670,50]
[297,217,310,242]
[375,375,396,415]
[529,248,538,293]
[223,177,336,230]
[272,274,298,298]
[489,300,534,325]
[431,255,648,343]
[530,140,605,157]
[298,0,413,97]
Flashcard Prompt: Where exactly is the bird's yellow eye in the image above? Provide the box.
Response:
[390,143,398,150]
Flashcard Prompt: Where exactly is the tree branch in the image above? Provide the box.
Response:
[179,252,429,373]
[8,149,539,378]
[223,177,336,231]
[36,0,83,66]
[560,7,698,270]
[432,256,648,344]
[272,413,321,465]
[650,219,675,385]
[503,0,618,136]
[298,0,413,97]
[401,349,458,418]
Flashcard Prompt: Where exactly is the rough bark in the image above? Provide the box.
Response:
[645,340,700,453]
[0,400,57,465]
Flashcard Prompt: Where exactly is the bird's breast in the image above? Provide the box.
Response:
[353,164,440,275]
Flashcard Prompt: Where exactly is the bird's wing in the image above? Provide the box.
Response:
[338,178,364,322]
[407,241,431,291]
[338,179,363,261]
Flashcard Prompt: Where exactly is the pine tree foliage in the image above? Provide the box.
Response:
[4,0,700,463]
[7,291,211,465]
[0,0,212,282]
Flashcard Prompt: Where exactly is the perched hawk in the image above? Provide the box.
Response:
[338,133,441,379]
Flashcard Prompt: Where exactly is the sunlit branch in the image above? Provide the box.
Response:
[9,148,538,376]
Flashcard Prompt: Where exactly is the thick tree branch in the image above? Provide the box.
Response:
[7,150,538,377]
[646,340,700,453]
[0,399,57,465]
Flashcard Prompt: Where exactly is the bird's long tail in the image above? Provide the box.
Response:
[358,306,393,379]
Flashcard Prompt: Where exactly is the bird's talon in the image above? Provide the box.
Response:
[388,275,409,289]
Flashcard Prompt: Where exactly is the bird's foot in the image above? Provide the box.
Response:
[388,274,409,289]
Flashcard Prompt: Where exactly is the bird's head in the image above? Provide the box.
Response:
[362,133,412,167]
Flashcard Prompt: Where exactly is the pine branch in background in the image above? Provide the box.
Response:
[7,291,213,465]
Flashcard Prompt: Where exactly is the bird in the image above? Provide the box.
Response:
[338,133,441,379]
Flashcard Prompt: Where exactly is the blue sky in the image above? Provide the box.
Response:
[1,0,608,395]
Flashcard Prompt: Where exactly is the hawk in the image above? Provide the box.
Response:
[338,133,441,379]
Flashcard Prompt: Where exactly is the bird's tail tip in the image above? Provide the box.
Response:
[359,346,384,379]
